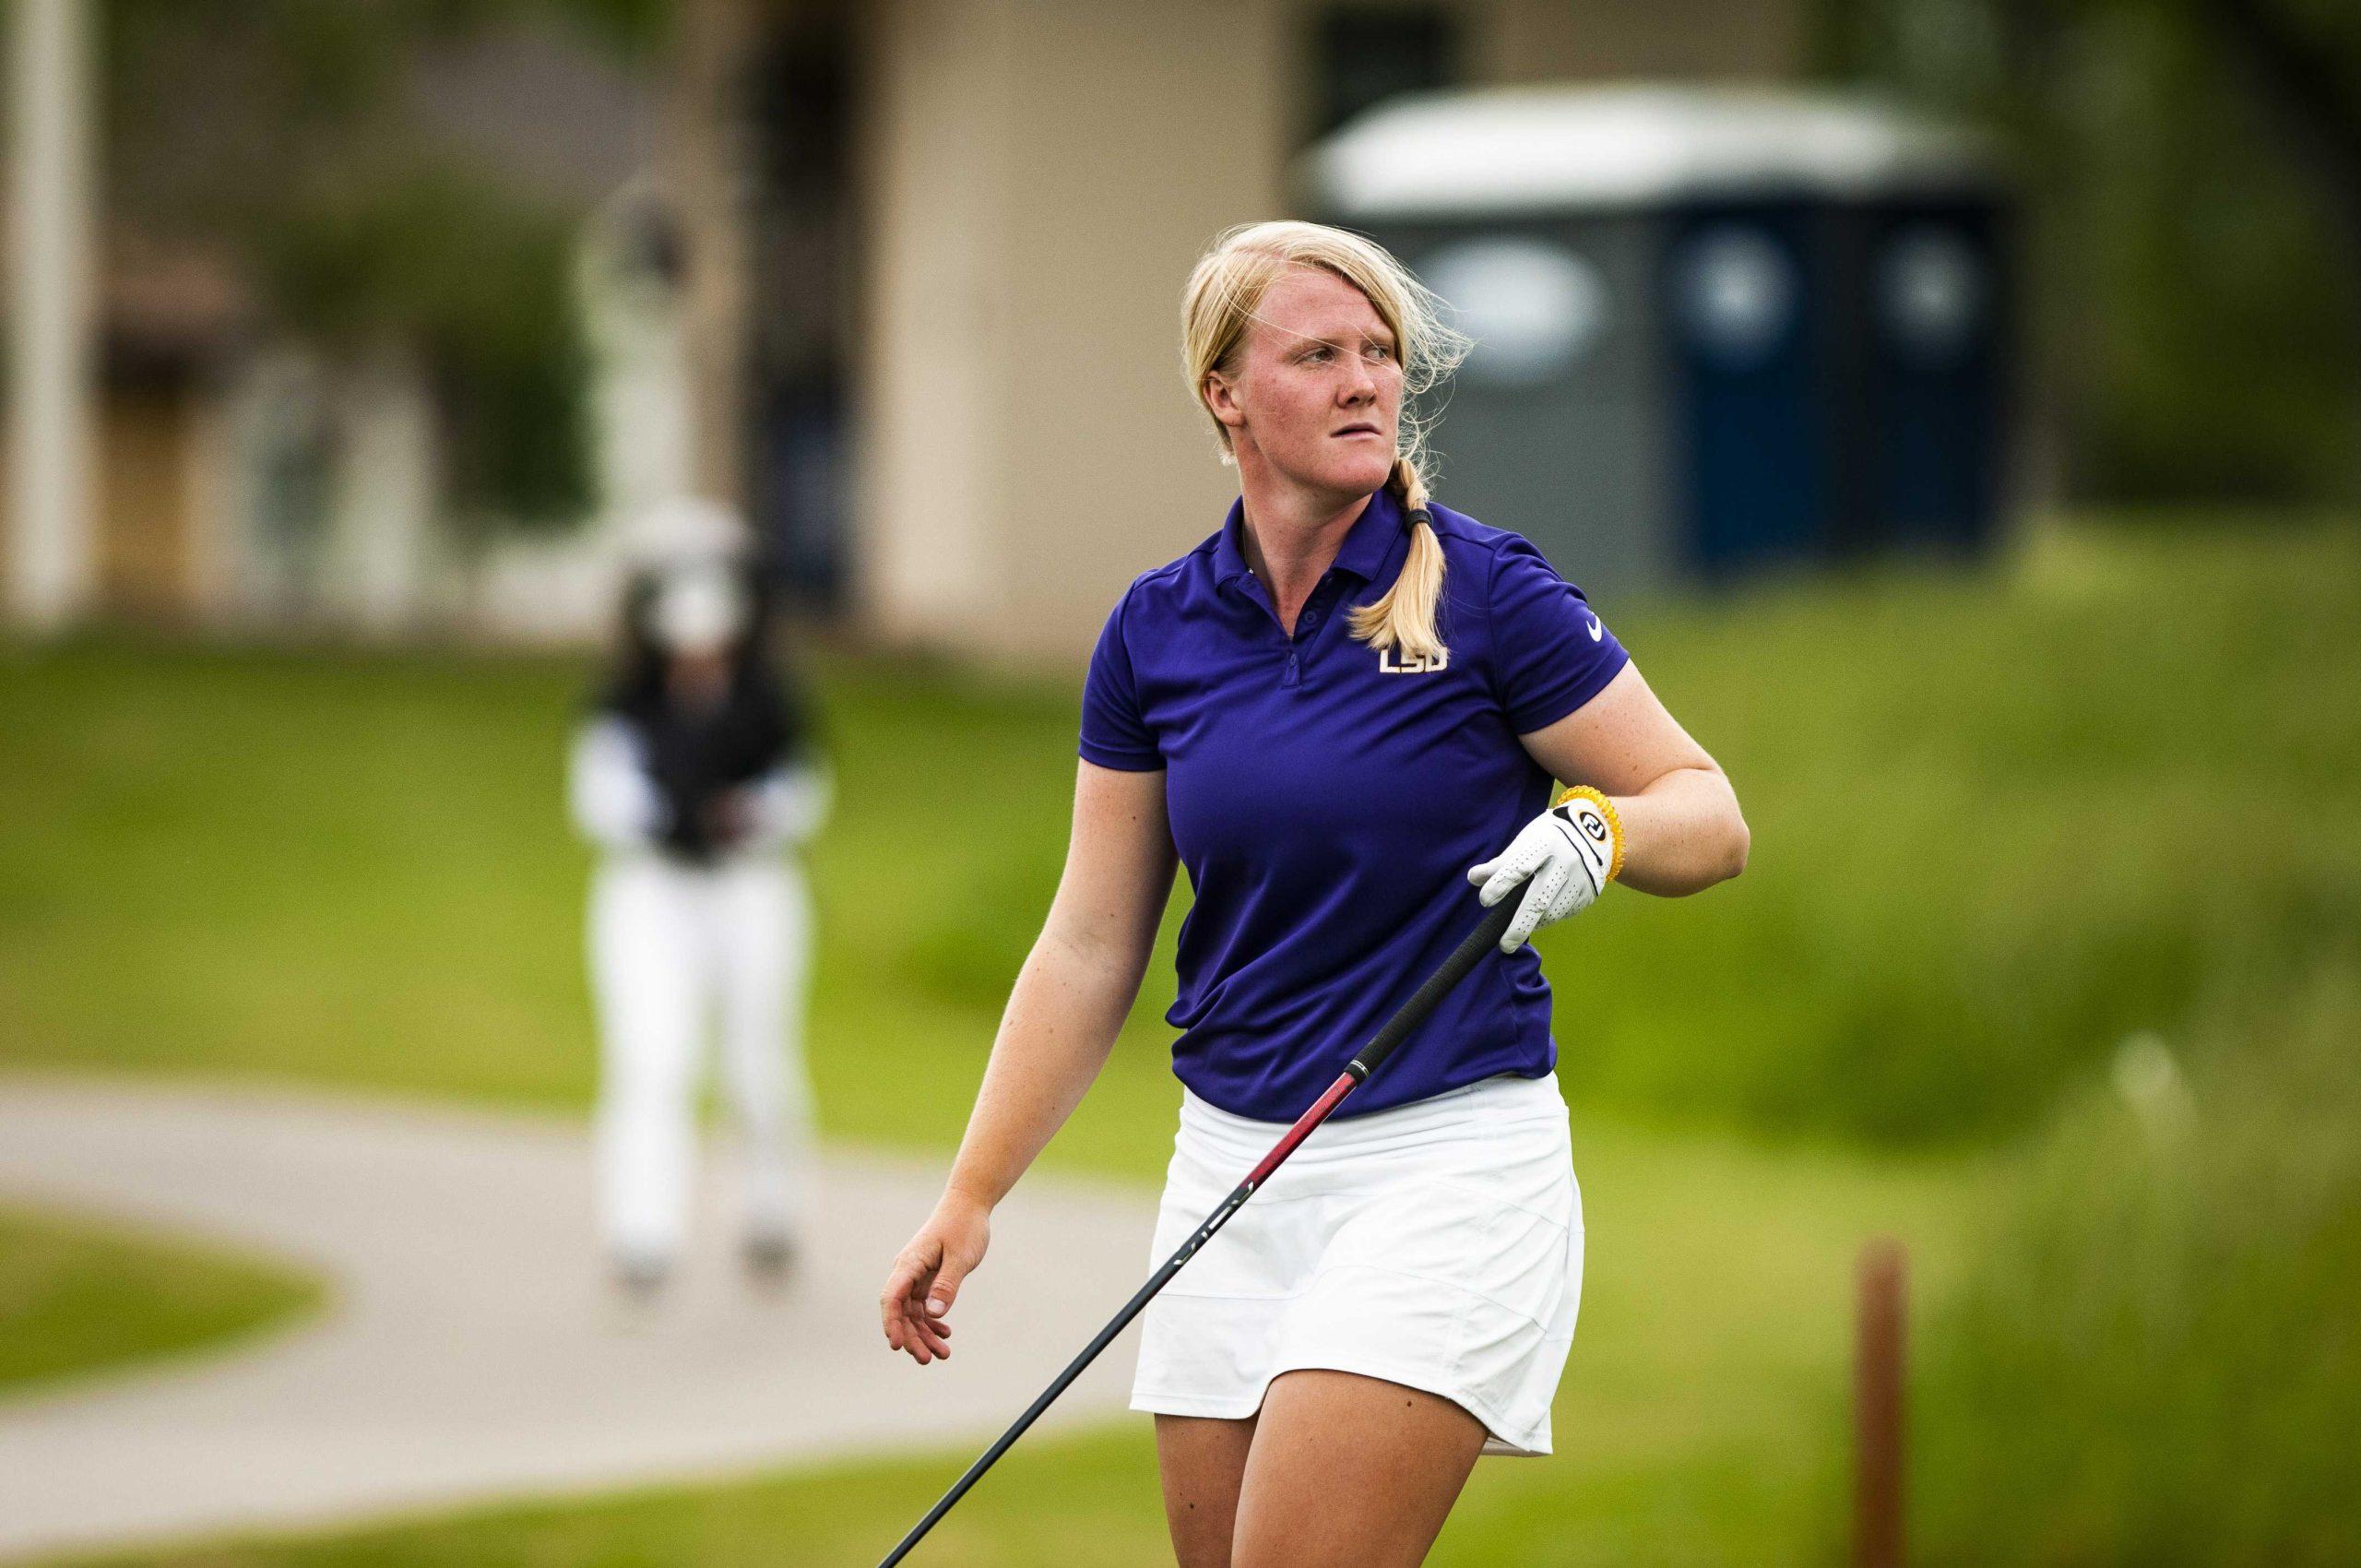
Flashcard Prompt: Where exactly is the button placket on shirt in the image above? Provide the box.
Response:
[1279,575,1339,691]
[1235,564,1350,692]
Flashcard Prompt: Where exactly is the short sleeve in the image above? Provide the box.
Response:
[1488,535,1631,733]
[1078,588,1163,770]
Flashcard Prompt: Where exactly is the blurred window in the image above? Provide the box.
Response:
[1424,239,1608,385]
[1676,227,1797,365]
[745,17,855,611]
[1880,226,1987,362]
[1313,7,1458,140]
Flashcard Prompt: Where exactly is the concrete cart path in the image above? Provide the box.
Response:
[0,1076,1158,1562]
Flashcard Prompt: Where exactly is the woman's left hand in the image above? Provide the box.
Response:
[1467,790,1622,952]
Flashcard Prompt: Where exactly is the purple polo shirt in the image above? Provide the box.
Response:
[1080,485,1629,1122]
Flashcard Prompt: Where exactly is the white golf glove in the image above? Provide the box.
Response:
[1467,787,1625,953]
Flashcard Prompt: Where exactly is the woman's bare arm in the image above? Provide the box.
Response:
[943,761,1178,1206]
[1517,662,1749,897]
[880,760,1177,1362]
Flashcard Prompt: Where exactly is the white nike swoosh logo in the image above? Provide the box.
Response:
[1585,615,1604,642]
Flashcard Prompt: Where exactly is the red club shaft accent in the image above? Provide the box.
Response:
[1244,1068,1361,1188]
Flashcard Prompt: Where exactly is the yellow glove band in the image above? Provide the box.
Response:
[1550,783,1626,884]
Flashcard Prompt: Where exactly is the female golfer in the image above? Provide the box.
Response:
[879,220,1748,1565]
[571,539,829,1296]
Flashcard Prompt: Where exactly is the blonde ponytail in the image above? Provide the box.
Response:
[1346,458,1446,659]
[1181,221,1467,663]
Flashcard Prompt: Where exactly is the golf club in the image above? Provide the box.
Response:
[877,894,1521,1566]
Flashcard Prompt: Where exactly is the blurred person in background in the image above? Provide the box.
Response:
[569,501,830,1299]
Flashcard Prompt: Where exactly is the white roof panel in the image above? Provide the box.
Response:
[1309,85,1997,218]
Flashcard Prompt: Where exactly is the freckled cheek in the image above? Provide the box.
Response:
[1275,388,1335,447]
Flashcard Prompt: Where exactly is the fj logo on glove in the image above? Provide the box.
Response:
[1560,809,1610,845]
[1376,647,1449,674]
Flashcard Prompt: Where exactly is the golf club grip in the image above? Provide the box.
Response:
[1348,897,1517,1079]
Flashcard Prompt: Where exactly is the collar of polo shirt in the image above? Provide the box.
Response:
[1212,485,1413,600]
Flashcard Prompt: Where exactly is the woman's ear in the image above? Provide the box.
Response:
[1203,371,1247,432]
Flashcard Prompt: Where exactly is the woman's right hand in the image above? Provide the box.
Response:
[880,1192,992,1365]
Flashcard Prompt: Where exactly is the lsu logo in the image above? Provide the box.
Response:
[1377,647,1449,674]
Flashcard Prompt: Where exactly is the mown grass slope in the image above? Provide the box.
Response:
[5,517,2354,1155]
[1915,925,2361,1565]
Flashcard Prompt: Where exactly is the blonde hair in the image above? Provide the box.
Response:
[1181,220,1468,660]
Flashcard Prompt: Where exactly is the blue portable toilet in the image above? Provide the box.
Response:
[1307,86,2011,595]
[1845,196,2010,560]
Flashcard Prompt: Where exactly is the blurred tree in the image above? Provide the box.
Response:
[103,0,670,530]
[1815,0,2361,505]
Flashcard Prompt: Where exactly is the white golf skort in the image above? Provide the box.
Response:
[1129,1070,1583,1455]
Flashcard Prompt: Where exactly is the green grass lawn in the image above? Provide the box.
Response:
[0,1203,320,1397]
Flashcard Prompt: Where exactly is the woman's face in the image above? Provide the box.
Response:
[1206,266,1402,503]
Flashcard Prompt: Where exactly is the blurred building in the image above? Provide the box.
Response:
[6,0,1829,657]
[814,0,1822,659]
[2,1,659,641]
[0,237,241,626]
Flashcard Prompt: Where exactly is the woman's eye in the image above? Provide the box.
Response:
[1366,342,1395,362]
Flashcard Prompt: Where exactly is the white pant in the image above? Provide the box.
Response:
[587,852,816,1267]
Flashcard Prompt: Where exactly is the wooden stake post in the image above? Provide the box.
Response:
[1855,1238,1906,1568]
